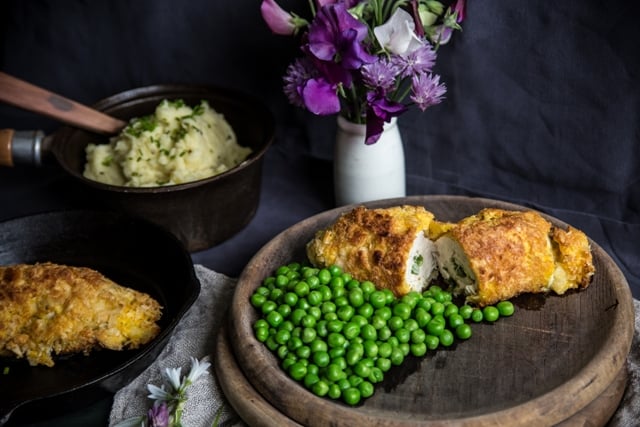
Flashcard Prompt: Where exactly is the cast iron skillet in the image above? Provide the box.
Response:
[0,210,200,425]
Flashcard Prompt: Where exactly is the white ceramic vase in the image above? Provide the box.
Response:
[333,115,406,206]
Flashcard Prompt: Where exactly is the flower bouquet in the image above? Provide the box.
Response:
[261,0,465,144]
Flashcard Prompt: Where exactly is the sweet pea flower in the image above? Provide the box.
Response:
[260,0,308,35]
[374,8,424,56]
[302,78,341,115]
[428,0,465,45]
[365,91,407,144]
[148,402,170,427]
[307,3,377,69]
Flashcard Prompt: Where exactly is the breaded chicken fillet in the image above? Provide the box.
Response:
[0,262,162,367]
[435,208,594,306]
[307,205,447,296]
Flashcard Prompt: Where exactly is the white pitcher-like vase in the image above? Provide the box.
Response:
[333,115,406,206]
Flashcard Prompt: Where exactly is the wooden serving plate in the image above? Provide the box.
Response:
[226,195,634,426]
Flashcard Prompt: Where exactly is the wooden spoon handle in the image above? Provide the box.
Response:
[0,72,126,134]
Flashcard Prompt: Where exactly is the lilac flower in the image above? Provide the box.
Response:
[361,58,400,91]
[365,91,407,144]
[148,402,170,427]
[307,3,376,69]
[283,58,317,107]
[410,72,446,111]
[391,42,436,78]
[260,0,296,35]
[373,8,423,56]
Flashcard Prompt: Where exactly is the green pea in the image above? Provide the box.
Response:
[312,380,330,397]
[378,325,392,341]
[295,298,310,311]
[415,298,431,312]
[330,276,344,289]
[318,268,331,285]
[393,302,412,320]
[328,383,342,400]
[315,320,328,338]
[266,310,283,328]
[250,293,266,308]
[430,301,445,316]
[326,363,346,382]
[410,342,427,357]
[388,315,404,331]
[321,301,336,314]
[459,304,474,319]
[296,345,311,359]
[303,372,320,388]
[261,300,277,315]
[343,322,361,340]
[443,303,459,317]
[294,281,310,297]
[255,326,269,342]
[471,308,484,323]
[337,378,351,391]
[290,308,306,325]
[358,380,375,398]
[277,304,291,318]
[483,306,500,322]
[360,281,376,296]
[497,301,515,317]
[288,362,307,381]
[448,313,465,329]
[375,306,392,321]
[382,289,395,305]
[410,328,426,344]
[455,323,472,340]
[395,328,411,343]
[334,295,349,308]
[357,303,374,319]
[369,290,387,309]
[343,387,361,406]
[329,265,342,276]
[378,342,392,358]
[415,308,432,328]
[283,292,298,307]
[275,329,290,345]
[346,349,362,366]
[308,290,323,306]
[425,334,439,350]
[399,342,410,356]
[360,324,377,341]
[301,314,316,328]
[332,286,346,298]
[275,274,289,288]
[403,318,419,332]
[363,340,379,358]
[376,357,392,372]
[368,367,384,383]
[327,332,346,348]
[353,360,371,378]
[277,345,289,359]
[327,320,344,333]
[254,318,269,330]
[351,315,368,328]
[426,318,445,336]
[439,329,454,347]
[349,288,364,308]
[287,336,303,351]
[313,351,330,367]
[308,306,322,320]
[318,285,332,301]
[310,338,327,353]
[255,285,270,296]
[390,347,404,365]
[370,315,387,330]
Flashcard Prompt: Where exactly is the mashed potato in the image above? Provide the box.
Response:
[83,99,251,187]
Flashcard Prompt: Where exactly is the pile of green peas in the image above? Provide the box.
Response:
[250,263,514,406]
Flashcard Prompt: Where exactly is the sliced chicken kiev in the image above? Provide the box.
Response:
[0,262,162,367]
[435,208,595,307]
[307,205,448,296]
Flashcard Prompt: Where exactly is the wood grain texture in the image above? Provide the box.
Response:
[227,195,635,427]
[0,129,13,166]
[0,72,125,134]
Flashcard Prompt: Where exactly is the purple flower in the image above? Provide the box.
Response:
[410,72,446,111]
[260,0,296,35]
[307,3,376,69]
[361,58,400,91]
[391,43,436,78]
[283,58,317,107]
[148,402,170,427]
[365,91,407,144]
[302,78,341,115]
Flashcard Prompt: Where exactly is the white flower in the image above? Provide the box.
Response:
[147,383,171,402]
[186,356,211,384]
[165,366,182,390]
[374,8,424,56]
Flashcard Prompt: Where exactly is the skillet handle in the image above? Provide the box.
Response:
[0,129,46,167]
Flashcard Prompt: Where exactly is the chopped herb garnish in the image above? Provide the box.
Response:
[411,254,424,275]
[101,156,113,167]
[3,366,9,375]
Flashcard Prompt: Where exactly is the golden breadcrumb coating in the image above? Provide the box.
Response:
[438,208,595,306]
[0,262,162,367]
[306,205,437,296]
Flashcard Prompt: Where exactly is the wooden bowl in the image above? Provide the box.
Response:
[226,195,634,426]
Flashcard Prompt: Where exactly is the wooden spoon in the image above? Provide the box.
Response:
[0,72,126,134]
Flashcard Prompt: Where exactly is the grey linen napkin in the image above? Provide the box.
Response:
[110,265,640,426]
[109,264,243,427]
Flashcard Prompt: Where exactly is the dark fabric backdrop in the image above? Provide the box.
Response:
[1,0,639,297]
